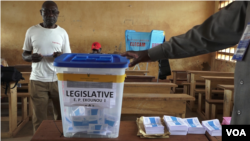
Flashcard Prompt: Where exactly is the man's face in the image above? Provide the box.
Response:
[40,4,59,27]
[92,49,102,54]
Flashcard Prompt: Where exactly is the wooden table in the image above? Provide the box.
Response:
[124,82,177,94]
[31,120,209,141]
[217,84,234,117]
[125,75,155,82]
[186,71,234,112]
[201,76,234,119]
[122,94,195,117]
[125,70,149,76]
[205,131,222,141]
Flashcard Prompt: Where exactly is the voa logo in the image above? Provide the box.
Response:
[226,129,246,136]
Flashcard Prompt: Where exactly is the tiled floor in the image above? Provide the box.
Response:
[1,105,205,141]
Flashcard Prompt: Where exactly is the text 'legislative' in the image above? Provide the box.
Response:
[66,90,114,98]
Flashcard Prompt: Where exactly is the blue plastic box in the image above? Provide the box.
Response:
[53,54,129,138]
[125,30,165,51]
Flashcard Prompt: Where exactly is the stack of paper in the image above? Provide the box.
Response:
[202,119,222,136]
[183,117,206,134]
[163,115,188,135]
[143,117,164,135]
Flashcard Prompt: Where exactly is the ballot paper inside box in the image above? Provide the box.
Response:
[65,108,118,135]
[54,53,129,138]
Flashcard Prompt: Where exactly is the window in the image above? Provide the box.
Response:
[218,0,234,10]
[216,0,236,62]
[216,45,236,62]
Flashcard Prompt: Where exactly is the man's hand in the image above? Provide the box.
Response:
[53,52,62,58]
[31,53,43,62]
[121,50,152,67]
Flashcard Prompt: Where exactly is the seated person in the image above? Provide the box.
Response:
[91,42,102,54]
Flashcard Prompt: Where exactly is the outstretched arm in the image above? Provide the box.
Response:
[122,1,248,67]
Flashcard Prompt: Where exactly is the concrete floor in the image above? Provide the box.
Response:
[1,104,208,141]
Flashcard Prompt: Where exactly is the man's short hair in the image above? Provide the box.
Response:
[42,1,58,9]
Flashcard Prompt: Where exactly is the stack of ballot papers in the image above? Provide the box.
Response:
[163,115,188,135]
[202,119,222,136]
[142,117,164,135]
[183,117,206,134]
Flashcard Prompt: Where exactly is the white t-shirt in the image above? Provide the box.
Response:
[22,24,71,82]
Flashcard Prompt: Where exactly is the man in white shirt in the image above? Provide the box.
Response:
[22,1,71,132]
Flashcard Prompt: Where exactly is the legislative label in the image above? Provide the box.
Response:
[62,81,116,108]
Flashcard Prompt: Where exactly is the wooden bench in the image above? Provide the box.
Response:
[201,76,234,120]
[217,84,234,117]
[123,82,177,94]
[195,89,224,94]
[122,93,195,118]
[205,99,223,120]
[125,75,155,82]
[9,64,32,72]
[171,70,188,93]
[186,71,234,112]
[125,70,149,76]
[196,89,224,120]
[182,82,205,94]
[1,72,32,138]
